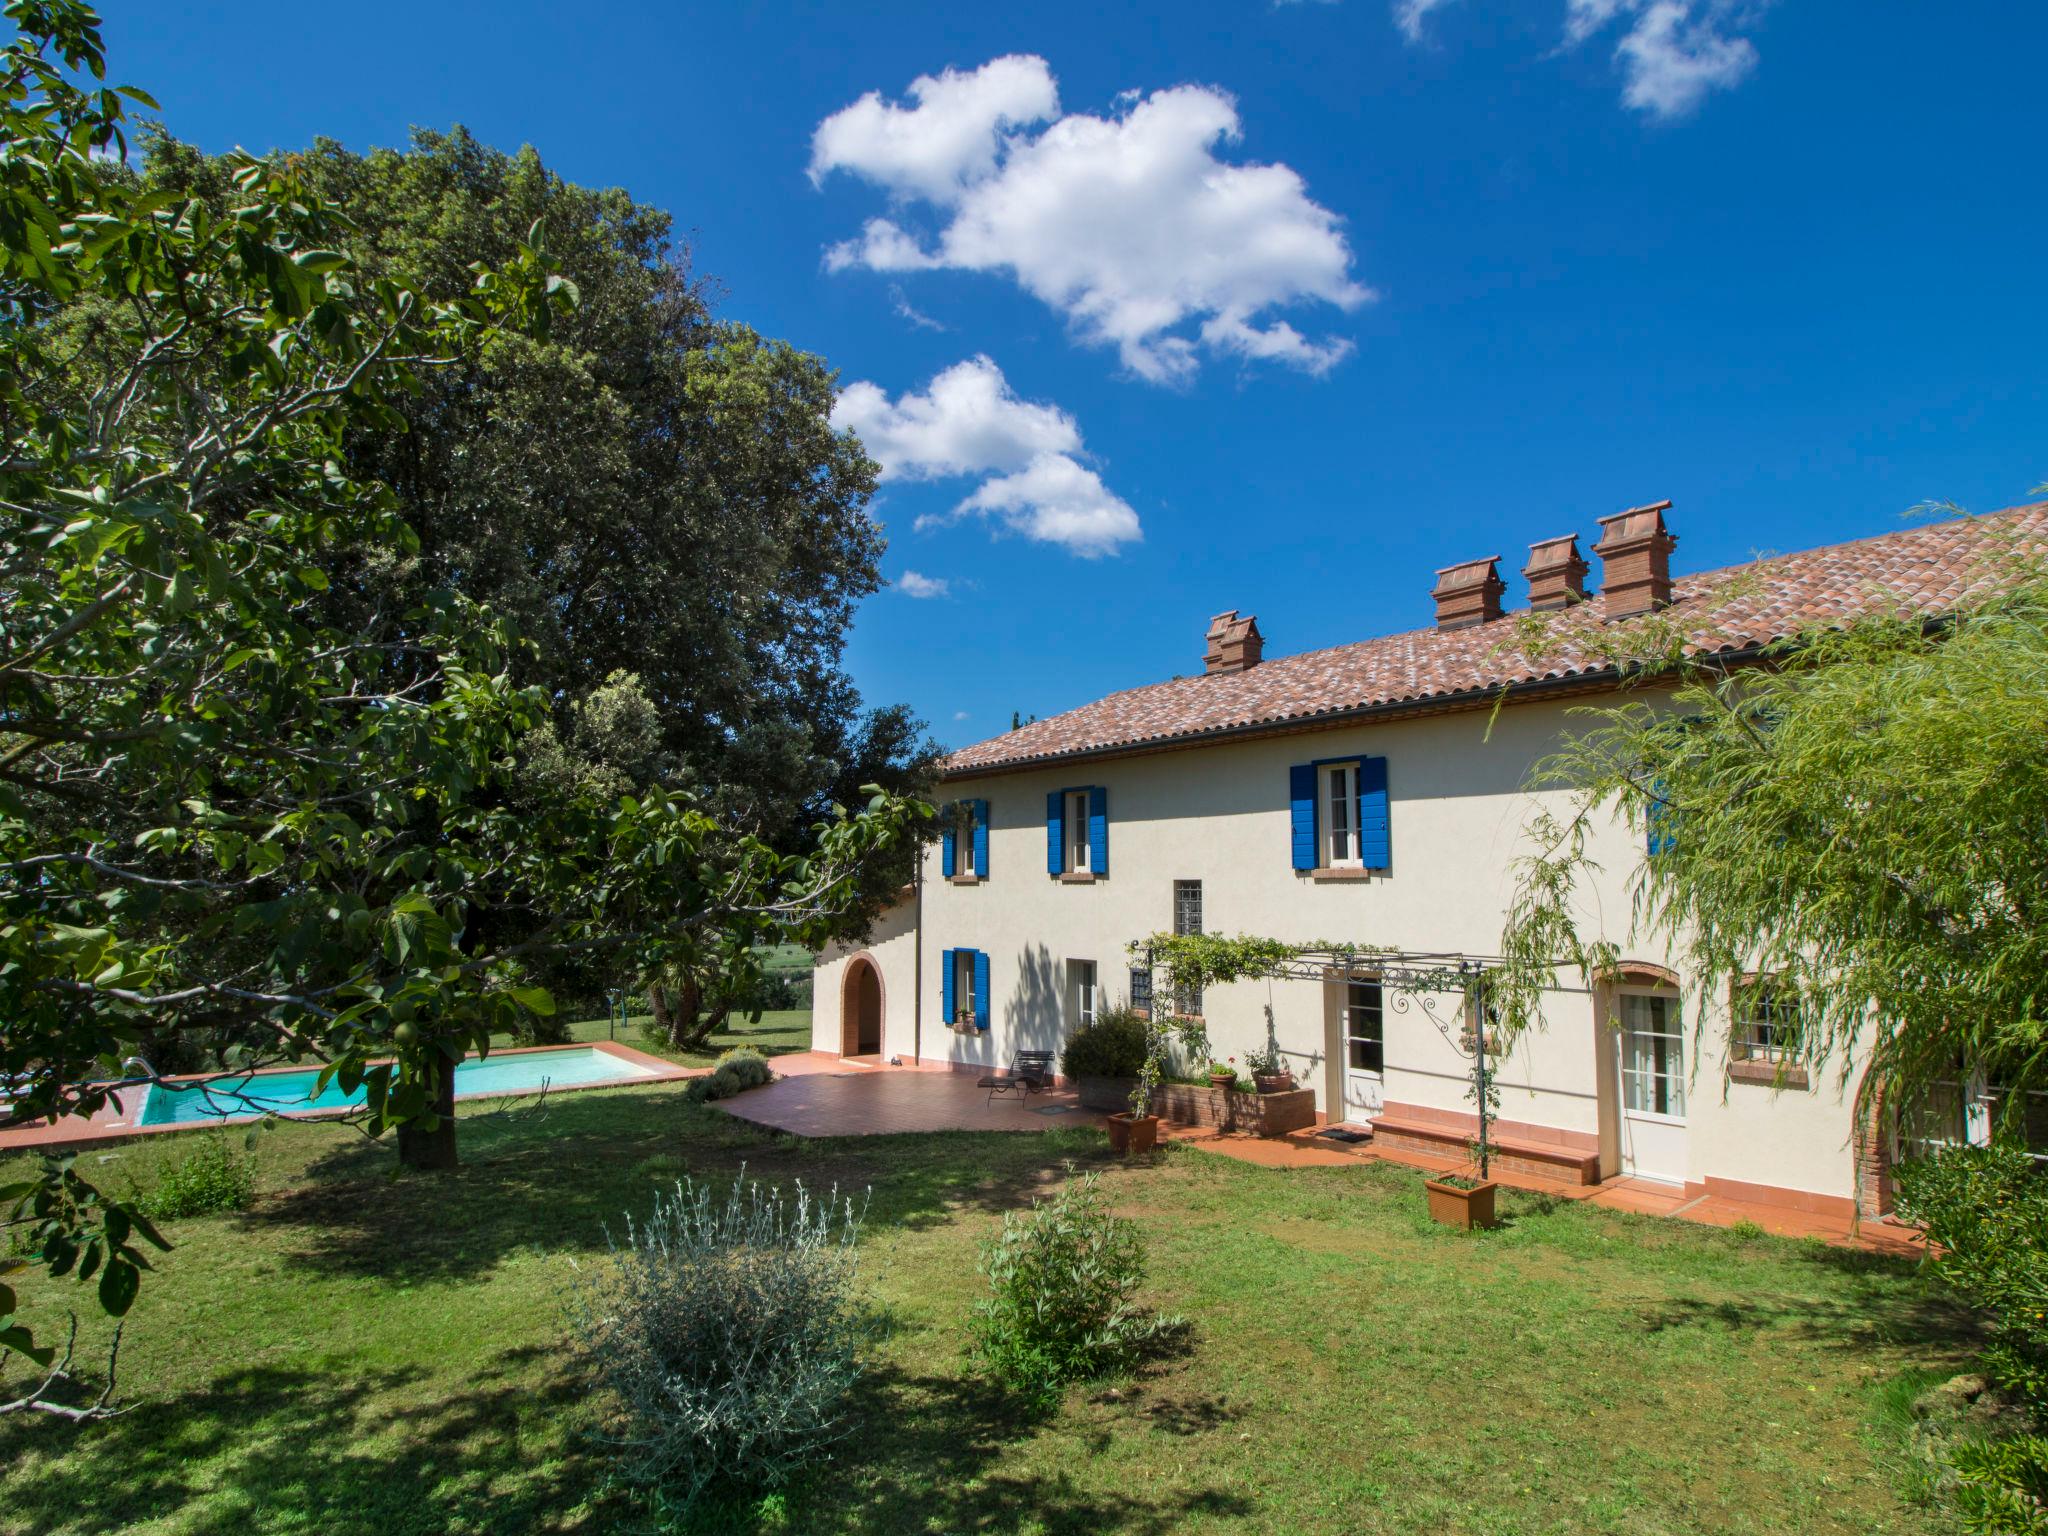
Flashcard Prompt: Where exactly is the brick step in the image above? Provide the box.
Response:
[1368,1113,1601,1186]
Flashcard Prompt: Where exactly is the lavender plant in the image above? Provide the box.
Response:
[570,1171,869,1508]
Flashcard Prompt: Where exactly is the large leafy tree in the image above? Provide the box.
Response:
[1495,512,2048,1131]
[138,129,937,966]
[0,1,921,1412]
[128,128,939,1032]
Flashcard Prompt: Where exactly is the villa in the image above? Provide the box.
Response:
[815,500,2047,1220]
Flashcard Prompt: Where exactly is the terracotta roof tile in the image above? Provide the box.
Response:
[941,504,2048,778]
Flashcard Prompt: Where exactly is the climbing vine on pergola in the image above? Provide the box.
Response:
[1125,931,1566,1179]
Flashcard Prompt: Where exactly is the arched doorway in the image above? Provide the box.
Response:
[840,955,883,1057]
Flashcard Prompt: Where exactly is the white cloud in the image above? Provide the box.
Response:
[1606,2,1761,118]
[952,710,972,722]
[831,357,1140,558]
[937,453,1142,558]
[1393,0,1459,42]
[890,283,947,332]
[896,570,951,598]
[833,356,1082,482]
[809,55,1059,203]
[1564,1,1765,116]
[814,59,1369,385]
[1401,1,1766,118]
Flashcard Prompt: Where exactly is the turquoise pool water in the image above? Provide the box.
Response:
[136,1046,655,1127]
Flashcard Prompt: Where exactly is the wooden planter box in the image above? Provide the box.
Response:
[1425,1179,1498,1230]
[1078,1077,1314,1138]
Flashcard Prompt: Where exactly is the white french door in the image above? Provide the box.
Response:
[1342,978,1385,1121]
[1617,990,1688,1184]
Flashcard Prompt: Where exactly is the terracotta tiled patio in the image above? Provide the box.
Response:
[729,1058,1925,1256]
[718,1053,1088,1136]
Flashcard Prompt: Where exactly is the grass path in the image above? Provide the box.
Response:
[0,1025,1967,1535]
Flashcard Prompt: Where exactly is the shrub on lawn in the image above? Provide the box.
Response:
[570,1171,869,1510]
[1895,1145,2048,1531]
[1060,1005,1148,1080]
[748,971,812,1011]
[683,1047,774,1104]
[1896,1146,2048,1409]
[970,1164,1184,1409]
[139,1135,255,1219]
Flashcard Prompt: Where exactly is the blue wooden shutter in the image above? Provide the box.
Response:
[941,948,957,1023]
[1046,791,1063,873]
[972,799,989,876]
[1088,786,1108,875]
[940,818,957,878]
[1646,780,1674,856]
[1289,764,1317,870]
[973,950,991,1029]
[1359,756,1390,870]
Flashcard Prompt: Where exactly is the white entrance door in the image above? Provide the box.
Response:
[1343,978,1386,1121]
[1618,990,1688,1183]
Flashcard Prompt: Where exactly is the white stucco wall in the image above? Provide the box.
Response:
[892,691,1867,1203]
[812,894,920,1061]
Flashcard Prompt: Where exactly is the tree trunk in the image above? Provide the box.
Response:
[680,996,728,1051]
[396,1058,459,1171]
[649,985,673,1040]
[662,977,702,1048]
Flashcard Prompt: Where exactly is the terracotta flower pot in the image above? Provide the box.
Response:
[1425,1178,1498,1230]
[1253,1071,1296,1094]
[1106,1112,1160,1154]
[1208,1070,1237,1090]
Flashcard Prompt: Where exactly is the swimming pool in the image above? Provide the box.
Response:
[136,1045,661,1127]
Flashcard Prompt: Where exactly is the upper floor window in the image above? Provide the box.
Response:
[1323,762,1360,867]
[1047,786,1108,877]
[1290,756,1390,873]
[941,798,988,881]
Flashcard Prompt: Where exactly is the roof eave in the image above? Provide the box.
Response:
[936,641,1776,782]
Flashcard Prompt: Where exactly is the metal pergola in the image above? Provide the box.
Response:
[1131,942,1596,1180]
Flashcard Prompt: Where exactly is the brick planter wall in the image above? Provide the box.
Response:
[1076,1077,1314,1138]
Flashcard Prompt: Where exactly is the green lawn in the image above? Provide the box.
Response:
[545,1007,813,1065]
[1,1028,1972,1536]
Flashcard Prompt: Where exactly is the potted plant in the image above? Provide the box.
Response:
[1424,1173,1497,1230]
[1106,1107,1158,1154]
[1062,1005,1149,1116]
[1207,1058,1238,1090]
[1243,1043,1295,1094]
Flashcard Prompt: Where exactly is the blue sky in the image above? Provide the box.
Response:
[102,1,2046,748]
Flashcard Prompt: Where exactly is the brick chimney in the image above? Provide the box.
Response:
[1204,610,1263,674]
[1523,534,1590,611]
[1430,556,1505,631]
[1593,500,1677,619]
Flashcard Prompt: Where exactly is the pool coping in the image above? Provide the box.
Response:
[0,1039,701,1154]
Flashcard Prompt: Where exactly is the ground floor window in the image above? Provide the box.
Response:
[1899,1075,2048,1164]
[1620,992,1685,1117]
[1732,977,1802,1062]
[1172,879,1203,1017]
[953,949,978,1027]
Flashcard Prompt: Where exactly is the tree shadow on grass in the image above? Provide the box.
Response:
[1638,1260,1979,1356]
[0,1346,606,1536]
[244,1092,1164,1286]
[761,1362,1257,1536]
